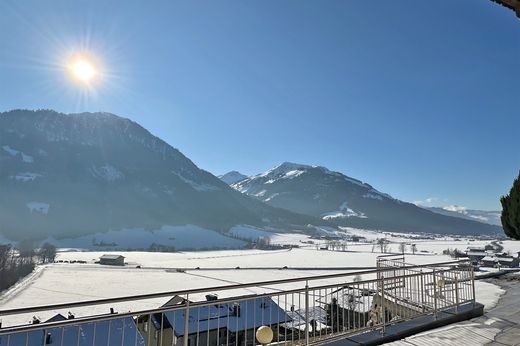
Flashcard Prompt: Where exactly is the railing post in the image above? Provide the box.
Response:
[305,280,310,345]
[455,274,459,313]
[420,270,425,313]
[432,268,437,319]
[471,265,476,306]
[380,274,385,335]
[183,294,190,346]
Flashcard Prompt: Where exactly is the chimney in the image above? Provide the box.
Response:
[110,308,115,314]
[205,294,218,302]
[68,312,75,319]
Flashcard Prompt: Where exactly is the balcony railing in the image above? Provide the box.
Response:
[0,257,475,346]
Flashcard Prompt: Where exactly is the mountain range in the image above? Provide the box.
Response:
[0,110,317,241]
[0,110,503,244]
[426,206,501,226]
[226,163,502,236]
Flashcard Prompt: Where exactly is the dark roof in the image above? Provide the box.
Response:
[491,0,520,17]
[44,314,67,323]
[0,317,144,346]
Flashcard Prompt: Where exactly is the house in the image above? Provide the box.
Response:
[138,295,291,346]
[481,254,519,268]
[99,254,125,266]
[0,315,145,346]
[465,246,488,264]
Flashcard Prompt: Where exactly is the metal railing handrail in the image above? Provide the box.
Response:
[0,259,467,318]
[0,266,474,336]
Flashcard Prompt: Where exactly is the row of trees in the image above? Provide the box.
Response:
[0,242,56,292]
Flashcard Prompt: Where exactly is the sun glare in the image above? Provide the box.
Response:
[69,56,98,84]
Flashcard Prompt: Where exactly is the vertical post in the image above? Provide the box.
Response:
[184,294,190,346]
[420,270,425,313]
[380,274,385,335]
[305,280,310,345]
[455,274,460,313]
[432,269,438,319]
[471,264,476,306]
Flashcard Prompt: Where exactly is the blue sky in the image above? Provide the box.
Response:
[0,1,519,210]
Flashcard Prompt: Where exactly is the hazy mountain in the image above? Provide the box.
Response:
[0,110,317,241]
[218,171,247,185]
[231,162,503,236]
[426,206,502,226]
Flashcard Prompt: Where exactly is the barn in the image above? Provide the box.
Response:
[99,254,125,266]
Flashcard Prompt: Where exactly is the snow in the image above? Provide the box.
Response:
[264,193,280,202]
[474,281,505,311]
[363,193,383,201]
[91,164,124,181]
[26,202,50,215]
[41,225,246,250]
[0,233,509,330]
[253,189,267,197]
[322,202,367,220]
[227,225,273,240]
[2,145,33,162]
[10,172,42,182]
[172,172,220,192]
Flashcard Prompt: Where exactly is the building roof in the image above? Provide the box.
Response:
[466,251,487,257]
[100,254,125,260]
[153,297,291,336]
[482,256,514,262]
[0,316,144,346]
[279,307,328,332]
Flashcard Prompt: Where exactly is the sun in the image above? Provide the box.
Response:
[72,59,95,82]
[68,55,98,84]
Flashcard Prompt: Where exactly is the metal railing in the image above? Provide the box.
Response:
[0,258,475,346]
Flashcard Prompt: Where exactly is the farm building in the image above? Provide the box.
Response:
[99,254,125,266]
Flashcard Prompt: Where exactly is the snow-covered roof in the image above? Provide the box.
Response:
[280,307,328,332]
[100,254,125,260]
[155,297,291,336]
[0,317,144,346]
[466,251,487,256]
[482,256,514,263]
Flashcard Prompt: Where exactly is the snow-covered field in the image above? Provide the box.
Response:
[0,230,517,328]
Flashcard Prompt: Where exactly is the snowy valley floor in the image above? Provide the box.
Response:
[0,233,512,329]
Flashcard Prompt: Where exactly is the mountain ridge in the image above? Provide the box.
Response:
[230,162,503,236]
[0,110,319,241]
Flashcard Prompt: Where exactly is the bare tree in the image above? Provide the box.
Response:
[398,243,407,254]
[411,244,417,254]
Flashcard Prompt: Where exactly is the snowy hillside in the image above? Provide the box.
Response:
[0,110,318,242]
[230,162,502,236]
[427,206,502,226]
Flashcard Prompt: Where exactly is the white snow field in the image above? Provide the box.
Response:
[0,240,508,328]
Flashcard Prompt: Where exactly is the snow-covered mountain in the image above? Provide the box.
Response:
[218,171,247,185]
[427,206,502,226]
[0,110,317,241]
[231,162,502,236]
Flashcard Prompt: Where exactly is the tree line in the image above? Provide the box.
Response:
[0,242,56,292]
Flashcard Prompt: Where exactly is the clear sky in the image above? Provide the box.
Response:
[0,1,519,211]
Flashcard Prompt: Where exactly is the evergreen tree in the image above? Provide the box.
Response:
[501,171,520,239]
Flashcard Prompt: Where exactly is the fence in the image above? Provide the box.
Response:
[0,257,475,346]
